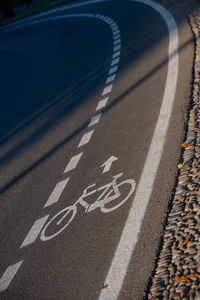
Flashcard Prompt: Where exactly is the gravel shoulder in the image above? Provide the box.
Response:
[148,1,200,299]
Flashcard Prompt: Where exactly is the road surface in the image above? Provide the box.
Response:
[0,0,193,299]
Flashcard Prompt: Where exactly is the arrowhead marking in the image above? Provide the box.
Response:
[100,156,118,173]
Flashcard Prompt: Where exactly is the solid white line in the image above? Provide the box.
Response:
[112,51,121,59]
[64,153,83,173]
[106,74,116,84]
[111,57,120,66]
[109,66,118,75]
[102,84,113,96]
[78,130,94,147]
[0,260,24,292]
[44,178,70,208]
[98,0,179,299]
[88,113,102,127]
[20,215,49,248]
[96,97,109,111]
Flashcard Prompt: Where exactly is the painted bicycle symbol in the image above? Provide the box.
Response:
[40,172,136,241]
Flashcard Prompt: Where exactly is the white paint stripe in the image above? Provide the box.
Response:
[112,51,121,59]
[88,113,102,127]
[106,74,116,84]
[111,57,120,66]
[113,29,120,35]
[113,44,121,52]
[109,66,118,75]
[20,215,49,248]
[64,153,83,173]
[78,130,94,147]
[102,84,113,96]
[0,260,24,292]
[113,34,121,40]
[114,39,121,46]
[96,98,109,111]
[111,25,118,30]
[44,178,70,208]
[98,0,179,299]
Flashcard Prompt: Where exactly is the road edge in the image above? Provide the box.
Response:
[147,1,200,299]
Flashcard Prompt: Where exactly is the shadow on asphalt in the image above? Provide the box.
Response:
[0,4,193,194]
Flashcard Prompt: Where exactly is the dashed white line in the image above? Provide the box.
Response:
[113,34,120,40]
[98,0,179,299]
[113,44,121,52]
[113,38,121,46]
[78,130,94,147]
[44,178,70,208]
[111,57,120,66]
[64,153,83,173]
[0,261,24,292]
[1,10,122,293]
[88,113,102,127]
[20,215,49,248]
[113,29,120,35]
[112,51,121,59]
[96,97,109,110]
[109,66,118,75]
[102,84,113,95]
[106,74,116,84]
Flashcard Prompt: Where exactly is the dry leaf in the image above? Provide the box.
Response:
[181,142,187,148]
[178,276,187,282]
[181,143,193,148]
[177,238,189,248]
[186,273,200,279]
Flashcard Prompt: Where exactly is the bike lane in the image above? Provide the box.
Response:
[0,0,193,299]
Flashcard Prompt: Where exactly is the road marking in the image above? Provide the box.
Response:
[88,113,102,127]
[113,44,121,52]
[0,261,24,292]
[102,84,113,95]
[113,39,121,46]
[98,0,179,299]
[112,51,121,59]
[111,57,120,66]
[39,173,136,241]
[96,97,109,110]
[109,66,118,75]
[64,153,83,173]
[106,74,116,84]
[78,130,94,147]
[100,156,118,173]
[0,7,122,293]
[44,178,70,208]
[0,1,180,298]
[113,29,120,35]
[20,215,49,248]
[114,34,120,40]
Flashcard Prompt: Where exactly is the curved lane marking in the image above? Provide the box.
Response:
[0,12,122,292]
[0,0,179,298]
[99,0,179,299]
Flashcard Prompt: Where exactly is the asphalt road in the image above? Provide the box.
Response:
[0,0,194,299]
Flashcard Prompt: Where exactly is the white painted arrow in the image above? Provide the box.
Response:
[100,156,118,173]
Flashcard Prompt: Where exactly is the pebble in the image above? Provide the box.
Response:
[147,1,200,299]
